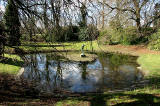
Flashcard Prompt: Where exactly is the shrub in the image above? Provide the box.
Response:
[63,25,79,41]
[45,25,79,42]
[148,29,160,50]
[121,27,138,45]
[98,27,138,45]
[78,25,99,41]
[87,24,99,40]
[98,29,112,45]
[45,27,64,42]
[21,34,45,42]
[78,27,88,41]
[131,27,155,44]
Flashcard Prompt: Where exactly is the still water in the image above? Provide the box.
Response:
[21,52,143,93]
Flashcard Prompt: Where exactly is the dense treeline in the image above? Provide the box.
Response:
[0,0,160,57]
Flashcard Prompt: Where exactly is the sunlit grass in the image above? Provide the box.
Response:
[19,41,100,52]
[0,54,23,75]
[56,100,89,106]
[137,54,160,77]
[2,42,160,105]
[4,54,23,61]
[0,63,21,74]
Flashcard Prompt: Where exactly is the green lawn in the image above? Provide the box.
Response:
[137,54,160,77]
[6,41,99,53]
[54,54,160,106]
[2,42,160,105]
[0,54,23,74]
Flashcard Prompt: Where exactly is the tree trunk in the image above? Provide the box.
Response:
[133,0,142,36]
[102,0,105,29]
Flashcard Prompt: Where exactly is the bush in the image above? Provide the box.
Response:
[21,34,45,42]
[63,25,79,41]
[45,27,64,42]
[121,27,138,45]
[78,27,88,41]
[98,29,112,45]
[131,27,155,44]
[98,26,138,45]
[148,29,160,50]
[22,25,99,42]
[78,25,99,41]
[45,25,79,42]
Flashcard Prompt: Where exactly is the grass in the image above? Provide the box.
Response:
[4,41,100,53]
[137,54,160,77]
[0,54,23,74]
[56,100,90,106]
[53,45,160,105]
[2,41,160,105]
[54,92,160,106]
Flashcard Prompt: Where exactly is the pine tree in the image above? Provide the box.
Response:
[4,0,21,46]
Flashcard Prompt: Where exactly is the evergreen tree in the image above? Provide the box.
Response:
[0,21,5,57]
[4,0,21,46]
[79,3,87,27]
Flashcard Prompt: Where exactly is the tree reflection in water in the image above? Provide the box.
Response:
[22,53,144,93]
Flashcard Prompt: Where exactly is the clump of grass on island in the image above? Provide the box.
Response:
[0,54,23,75]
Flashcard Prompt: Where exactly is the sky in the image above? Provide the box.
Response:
[0,5,5,12]
[0,0,160,26]
[0,1,5,12]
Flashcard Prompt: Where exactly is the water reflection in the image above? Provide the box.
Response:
[22,53,143,93]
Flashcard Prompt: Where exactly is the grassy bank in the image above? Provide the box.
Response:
[0,54,23,74]
[5,41,160,55]
[137,54,160,76]
[54,43,160,105]
[54,54,160,106]
[2,41,160,105]
[54,53,160,106]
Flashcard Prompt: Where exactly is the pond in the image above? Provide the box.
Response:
[21,52,144,93]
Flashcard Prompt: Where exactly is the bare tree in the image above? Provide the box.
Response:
[97,0,160,35]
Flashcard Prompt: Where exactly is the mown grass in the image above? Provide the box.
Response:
[54,47,160,105]
[2,41,160,105]
[14,41,99,53]
[0,54,23,74]
[54,92,160,106]
[52,54,160,106]
[137,54,160,77]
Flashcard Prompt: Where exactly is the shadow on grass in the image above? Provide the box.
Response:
[0,57,24,67]
[58,92,160,106]
[0,73,39,103]
[21,44,71,48]
[1,71,160,105]
[55,75,160,106]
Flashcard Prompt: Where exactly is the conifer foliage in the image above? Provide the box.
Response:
[4,0,21,46]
